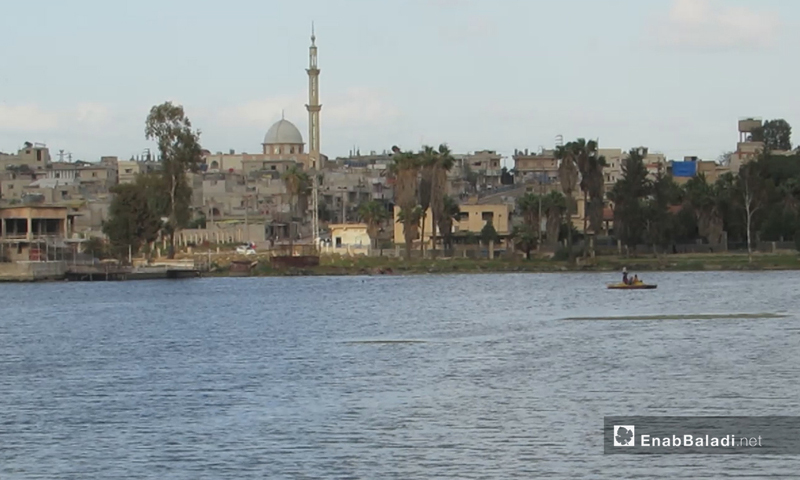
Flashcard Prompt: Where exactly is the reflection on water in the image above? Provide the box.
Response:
[1,271,800,478]
[563,313,789,321]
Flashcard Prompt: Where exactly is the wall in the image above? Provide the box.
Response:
[393,203,512,245]
[0,261,66,281]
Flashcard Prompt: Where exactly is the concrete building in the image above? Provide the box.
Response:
[456,150,504,188]
[202,118,323,174]
[118,159,159,184]
[0,205,76,261]
[513,148,559,184]
[326,223,371,253]
[0,143,52,172]
[730,117,765,171]
[393,202,513,247]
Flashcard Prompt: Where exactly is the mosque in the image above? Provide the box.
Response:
[203,27,325,173]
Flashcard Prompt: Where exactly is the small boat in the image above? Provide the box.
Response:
[607,282,657,290]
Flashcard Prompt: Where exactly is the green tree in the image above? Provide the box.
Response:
[570,138,606,237]
[480,221,499,246]
[144,102,203,258]
[512,225,537,260]
[83,236,109,260]
[357,200,389,251]
[430,144,455,252]
[418,146,436,254]
[683,174,725,246]
[395,205,423,256]
[437,194,460,250]
[555,144,579,263]
[282,166,311,251]
[542,191,566,247]
[754,119,792,151]
[390,149,421,260]
[644,166,681,252]
[102,183,162,262]
[516,192,541,233]
[608,148,651,250]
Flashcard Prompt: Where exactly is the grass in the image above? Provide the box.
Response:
[201,251,800,277]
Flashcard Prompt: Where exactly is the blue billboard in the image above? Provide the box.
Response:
[671,161,697,178]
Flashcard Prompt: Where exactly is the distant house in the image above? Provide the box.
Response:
[324,223,371,255]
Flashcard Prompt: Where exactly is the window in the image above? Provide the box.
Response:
[335,237,342,247]
[36,150,42,161]
[290,146,295,154]
[271,166,276,170]
[92,172,97,177]
[482,212,494,223]
[125,169,133,174]
[457,212,469,222]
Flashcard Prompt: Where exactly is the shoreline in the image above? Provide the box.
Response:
[3,253,800,282]
[207,253,800,277]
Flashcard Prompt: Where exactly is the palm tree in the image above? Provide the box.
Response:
[437,194,460,251]
[430,144,455,252]
[395,205,423,254]
[516,192,541,230]
[542,191,566,247]
[282,166,310,253]
[418,146,437,255]
[556,143,579,262]
[390,149,421,260]
[358,200,389,252]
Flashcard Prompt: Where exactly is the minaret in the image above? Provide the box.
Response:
[306,23,322,169]
[307,23,322,243]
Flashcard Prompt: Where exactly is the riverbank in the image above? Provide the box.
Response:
[207,252,800,277]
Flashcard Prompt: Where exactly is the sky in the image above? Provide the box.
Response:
[2,0,799,166]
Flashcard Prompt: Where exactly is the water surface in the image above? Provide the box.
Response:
[1,271,799,478]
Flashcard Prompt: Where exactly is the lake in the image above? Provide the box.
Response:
[1,271,799,478]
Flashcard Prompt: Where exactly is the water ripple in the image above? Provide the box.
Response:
[0,271,799,478]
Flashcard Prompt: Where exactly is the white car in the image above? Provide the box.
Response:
[236,244,257,255]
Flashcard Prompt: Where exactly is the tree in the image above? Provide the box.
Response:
[683,174,725,246]
[512,225,537,260]
[738,158,769,262]
[102,183,162,262]
[542,191,566,247]
[390,149,421,260]
[418,146,436,254]
[644,166,681,253]
[395,205,423,256]
[282,166,311,252]
[608,148,651,250]
[569,139,606,238]
[516,193,541,233]
[437,195,460,251]
[555,144,579,262]
[480,221,499,246]
[430,144,455,252]
[755,119,792,152]
[144,102,203,258]
[357,200,389,251]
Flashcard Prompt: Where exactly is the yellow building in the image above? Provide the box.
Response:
[393,202,512,246]
[323,223,372,255]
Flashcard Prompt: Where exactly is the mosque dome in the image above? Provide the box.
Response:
[263,119,304,145]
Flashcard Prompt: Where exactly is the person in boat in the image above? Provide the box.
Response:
[622,267,629,285]
[633,274,639,284]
